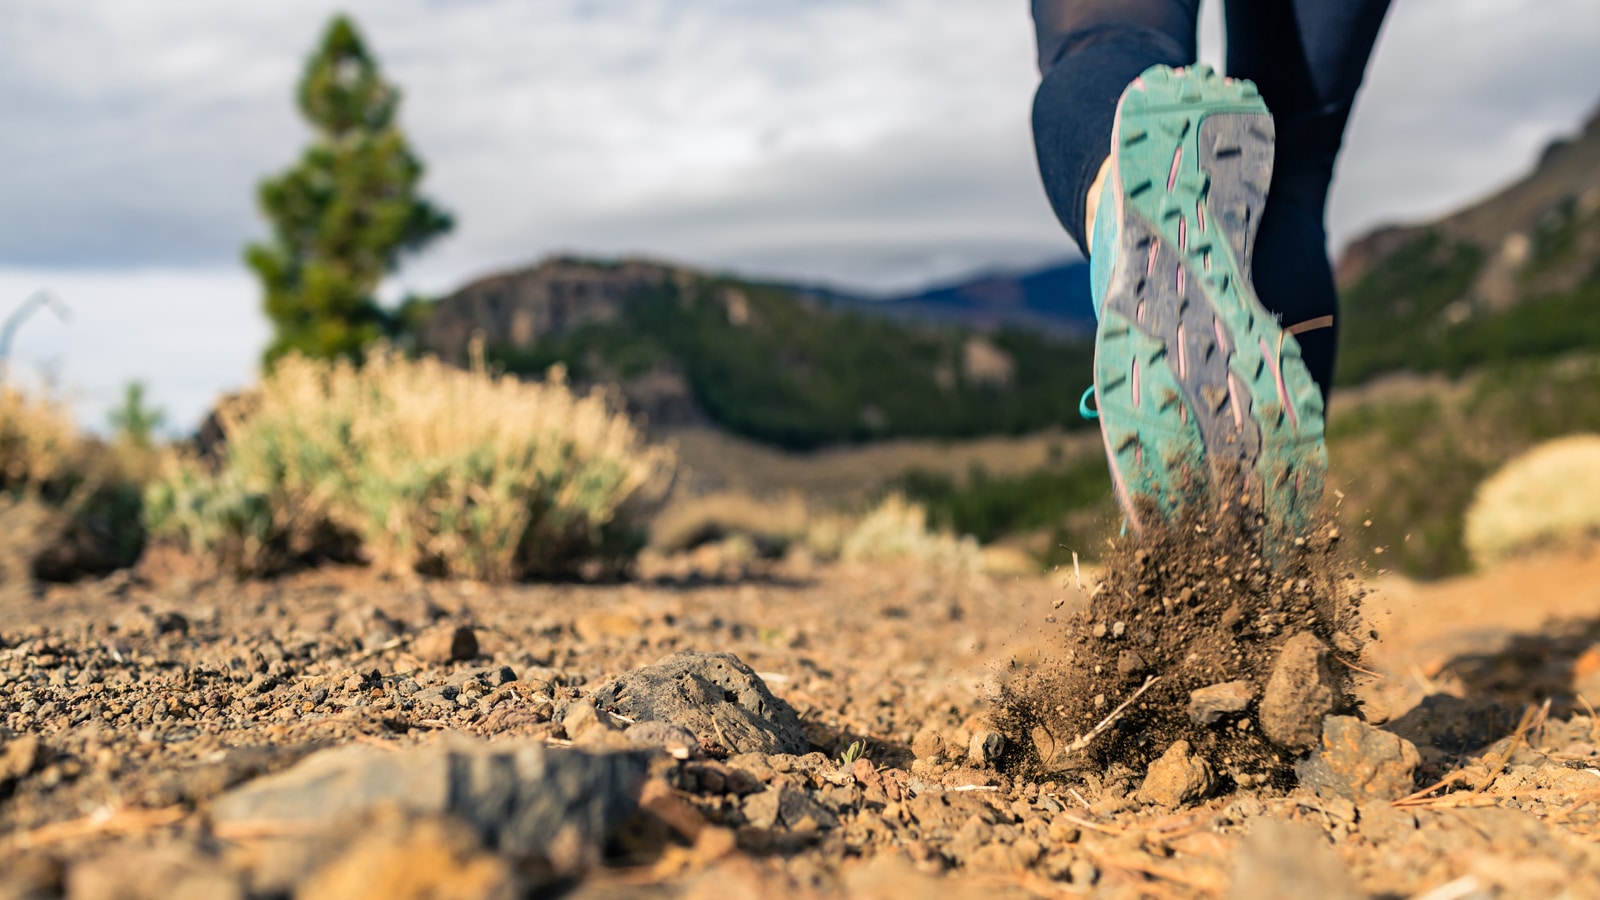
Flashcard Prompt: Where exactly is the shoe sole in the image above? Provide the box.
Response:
[1093,65,1327,539]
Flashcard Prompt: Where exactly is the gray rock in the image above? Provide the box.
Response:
[1260,633,1337,751]
[968,730,1005,767]
[586,651,808,755]
[1189,681,1256,725]
[413,685,460,710]
[210,736,649,858]
[1136,740,1213,808]
[624,720,701,759]
[742,783,840,830]
[1229,819,1360,900]
[447,665,517,688]
[1296,716,1421,801]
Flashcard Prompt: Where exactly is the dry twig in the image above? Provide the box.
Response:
[0,805,186,854]
[1331,654,1385,679]
[1060,675,1161,756]
[1474,699,1551,793]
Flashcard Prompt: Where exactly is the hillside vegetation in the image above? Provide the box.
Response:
[448,266,1099,451]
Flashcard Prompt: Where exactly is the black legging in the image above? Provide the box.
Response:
[1030,0,1391,398]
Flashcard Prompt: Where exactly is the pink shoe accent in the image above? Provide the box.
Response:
[1178,217,1187,251]
[1167,147,1183,192]
[1227,374,1244,433]
[1196,200,1206,232]
[1176,324,1188,378]
[1176,265,1185,297]
[1266,334,1299,430]
[1132,359,1141,408]
[1213,318,1228,354]
[1146,240,1159,277]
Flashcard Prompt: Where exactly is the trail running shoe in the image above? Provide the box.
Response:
[1085,64,1327,541]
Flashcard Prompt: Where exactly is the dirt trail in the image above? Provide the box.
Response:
[4,547,1600,898]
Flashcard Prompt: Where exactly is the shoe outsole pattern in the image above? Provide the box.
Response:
[1093,65,1328,540]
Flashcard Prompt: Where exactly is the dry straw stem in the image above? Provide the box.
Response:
[0,805,187,856]
[1465,434,1600,569]
[1034,675,1162,763]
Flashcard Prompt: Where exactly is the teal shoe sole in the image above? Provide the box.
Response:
[1092,65,1327,539]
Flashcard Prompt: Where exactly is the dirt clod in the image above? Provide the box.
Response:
[1137,739,1214,808]
[1189,680,1256,725]
[1229,819,1361,900]
[414,625,479,663]
[1296,715,1421,802]
[1,734,41,786]
[1259,632,1338,751]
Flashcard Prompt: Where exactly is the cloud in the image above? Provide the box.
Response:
[0,266,267,433]
[1331,0,1600,239]
[3,0,1597,292]
[1,0,1598,429]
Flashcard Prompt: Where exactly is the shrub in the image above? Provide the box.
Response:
[1,384,82,499]
[839,493,982,575]
[145,347,675,580]
[649,491,811,558]
[0,385,145,581]
[1464,434,1600,568]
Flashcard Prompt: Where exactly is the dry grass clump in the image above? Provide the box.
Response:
[839,493,982,575]
[1,385,146,582]
[145,347,675,580]
[649,491,812,557]
[1465,434,1600,569]
[645,490,984,576]
[1,384,84,496]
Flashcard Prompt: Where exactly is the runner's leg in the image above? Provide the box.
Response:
[1030,0,1202,255]
[1224,0,1393,401]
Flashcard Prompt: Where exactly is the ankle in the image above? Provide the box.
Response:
[1084,156,1111,255]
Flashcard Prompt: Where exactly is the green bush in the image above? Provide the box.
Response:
[894,457,1116,568]
[144,348,675,580]
[487,276,1099,451]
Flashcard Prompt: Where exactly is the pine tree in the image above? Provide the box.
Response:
[246,14,452,364]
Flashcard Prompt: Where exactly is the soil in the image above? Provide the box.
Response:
[993,505,1365,788]
[6,540,1600,898]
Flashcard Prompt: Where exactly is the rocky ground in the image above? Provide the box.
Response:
[6,541,1600,899]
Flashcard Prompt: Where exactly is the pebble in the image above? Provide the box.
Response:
[1189,680,1256,725]
[413,625,479,663]
[1137,739,1214,808]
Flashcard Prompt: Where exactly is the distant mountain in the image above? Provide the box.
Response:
[840,260,1095,339]
[1335,97,1600,385]
[415,256,1096,450]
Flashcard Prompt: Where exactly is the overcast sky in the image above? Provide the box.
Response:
[2,0,1597,430]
